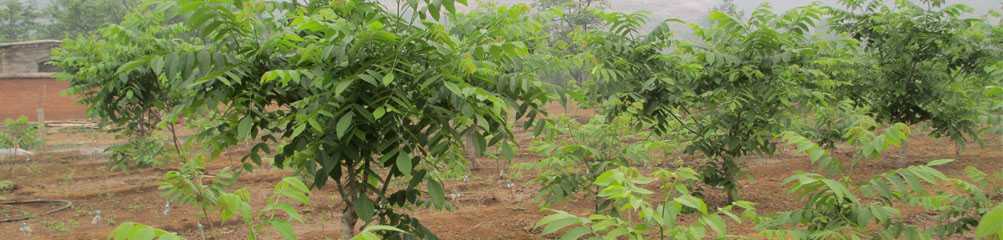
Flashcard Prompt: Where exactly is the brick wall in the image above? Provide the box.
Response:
[0,74,88,121]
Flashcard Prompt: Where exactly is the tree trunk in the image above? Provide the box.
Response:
[339,205,357,240]
[725,184,739,204]
[955,142,962,161]
[896,140,910,167]
[464,132,479,170]
[722,157,740,203]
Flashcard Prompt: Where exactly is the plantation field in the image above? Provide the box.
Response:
[2,103,1000,239]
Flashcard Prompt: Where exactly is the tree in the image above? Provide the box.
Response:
[520,114,675,212]
[51,0,188,167]
[533,0,608,87]
[43,0,139,39]
[0,0,39,42]
[55,0,550,238]
[590,4,833,202]
[828,0,1000,161]
[447,3,554,171]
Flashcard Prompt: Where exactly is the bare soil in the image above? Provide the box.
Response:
[1,104,1001,239]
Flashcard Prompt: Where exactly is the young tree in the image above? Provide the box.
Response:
[56,0,550,238]
[0,0,39,41]
[447,3,554,171]
[589,4,835,202]
[533,0,608,87]
[52,2,182,137]
[828,0,1000,162]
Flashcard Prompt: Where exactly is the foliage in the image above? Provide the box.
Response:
[58,0,551,238]
[351,225,409,240]
[792,100,873,151]
[0,180,14,192]
[519,114,675,210]
[0,0,39,41]
[109,222,183,240]
[106,136,166,171]
[158,157,241,230]
[51,2,185,137]
[977,203,1003,239]
[532,0,607,86]
[216,177,311,240]
[764,124,999,239]
[828,0,1001,150]
[782,117,910,174]
[589,4,837,202]
[447,3,555,170]
[0,116,43,150]
[983,62,1003,136]
[112,177,310,240]
[535,166,757,240]
[109,222,403,240]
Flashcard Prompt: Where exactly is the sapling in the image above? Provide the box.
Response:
[0,116,43,161]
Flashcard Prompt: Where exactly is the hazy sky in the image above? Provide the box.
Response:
[25,0,1002,23]
[459,0,1000,24]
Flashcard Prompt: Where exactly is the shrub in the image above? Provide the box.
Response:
[106,136,166,171]
[0,116,44,151]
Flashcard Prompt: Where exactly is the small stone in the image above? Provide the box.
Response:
[92,210,102,224]
[19,222,31,235]
[162,201,171,216]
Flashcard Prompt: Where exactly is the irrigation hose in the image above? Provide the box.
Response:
[0,199,73,223]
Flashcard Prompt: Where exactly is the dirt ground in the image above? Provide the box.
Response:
[1,103,1001,240]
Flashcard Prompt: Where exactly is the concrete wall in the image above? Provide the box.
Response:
[0,74,88,121]
[0,40,61,74]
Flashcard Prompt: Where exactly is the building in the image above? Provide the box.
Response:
[0,40,88,121]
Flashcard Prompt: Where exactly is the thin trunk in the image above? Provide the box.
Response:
[955,142,962,161]
[725,185,739,203]
[339,205,357,240]
[464,132,479,170]
[897,140,909,167]
[723,157,740,203]
[168,122,183,159]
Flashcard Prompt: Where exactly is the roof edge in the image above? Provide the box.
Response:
[0,40,62,48]
[0,73,55,80]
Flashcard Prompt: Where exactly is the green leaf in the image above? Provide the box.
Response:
[500,141,515,161]
[335,79,355,96]
[336,112,354,139]
[270,220,297,240]
[675,195,708,214]
[351,232,380,240]
[701,214,726,236]
[427,178,446,208]
[354,197,376,222]
[559,226,591,240]
[542,217,579,235]
[373,106,387,120]
[976,203,1003,238]
[275,177,310,204]
[396,151,412,176]
[926,159,954,167]
[382,73,395,86]
[237,117,252,139]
